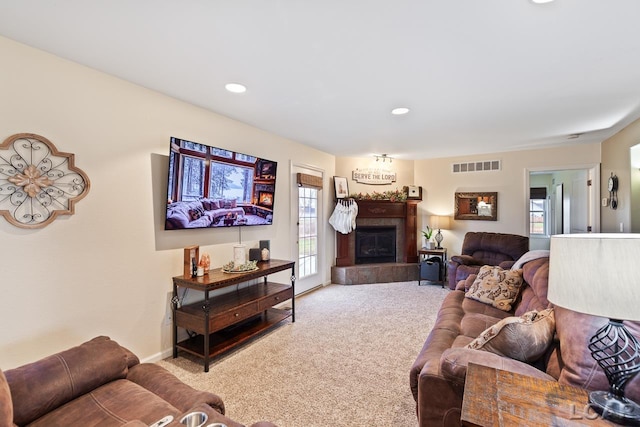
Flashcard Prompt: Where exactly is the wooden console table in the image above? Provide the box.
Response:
[461,363,615,426]
[172,259,295,372]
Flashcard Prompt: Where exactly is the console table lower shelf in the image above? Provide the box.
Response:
[176,307,291,358]
[172,259,295,372]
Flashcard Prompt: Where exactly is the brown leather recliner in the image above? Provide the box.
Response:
[1,336,277,427]
[447,231,529,289]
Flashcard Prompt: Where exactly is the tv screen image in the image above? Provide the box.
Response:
[165,137,277,230]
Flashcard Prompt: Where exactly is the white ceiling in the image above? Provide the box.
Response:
[1,1,640,160]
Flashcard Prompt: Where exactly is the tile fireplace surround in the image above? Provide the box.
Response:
[331,200,420,285]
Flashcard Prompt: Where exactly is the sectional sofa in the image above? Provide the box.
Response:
[165,198,246,229]
[410,255,640,426]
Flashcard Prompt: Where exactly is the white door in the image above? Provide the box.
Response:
[291,165,324,295]
[553,183,563,235]
[570,173,589,233]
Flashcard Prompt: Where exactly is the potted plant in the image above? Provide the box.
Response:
[422,227,435,249]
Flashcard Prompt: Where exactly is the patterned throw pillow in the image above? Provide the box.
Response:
[466,308,555,362]
[202,199,217,210]
[188,208,202,221]
[465,265,524,311]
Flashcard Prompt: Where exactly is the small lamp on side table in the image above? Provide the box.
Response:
[548,233,640,425]
[430,215,451,250]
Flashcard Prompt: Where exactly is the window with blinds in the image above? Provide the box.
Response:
[530,187,548,235]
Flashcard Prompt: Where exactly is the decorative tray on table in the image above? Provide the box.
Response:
[222,260,259,273]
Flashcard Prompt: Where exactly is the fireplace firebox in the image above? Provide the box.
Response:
[355,226,396,264]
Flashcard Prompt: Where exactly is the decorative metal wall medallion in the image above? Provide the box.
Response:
[0,133,90,228]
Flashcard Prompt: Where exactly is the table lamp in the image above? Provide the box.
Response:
[430,215,451,249]
[548,233,640,425]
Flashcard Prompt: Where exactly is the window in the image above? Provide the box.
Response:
[530,199,547,235]
[169,139,258,203]
[209,160,254,202]
[529,187,548,235]
[298,187,318,278]
[180,155,205,201]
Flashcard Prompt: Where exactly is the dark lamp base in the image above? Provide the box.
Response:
[435,230,443,249]
[590,390,640,426]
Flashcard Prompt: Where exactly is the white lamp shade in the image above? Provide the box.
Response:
[548,233,640,321]
[430,215,451,230]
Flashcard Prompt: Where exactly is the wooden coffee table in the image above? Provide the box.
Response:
[461,363,615,426]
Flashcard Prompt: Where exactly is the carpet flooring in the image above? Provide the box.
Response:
[157,281,449,427]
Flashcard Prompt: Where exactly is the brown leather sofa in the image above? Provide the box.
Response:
[447,232,529,289]
[1,336,276,427]
[411,256,640,427]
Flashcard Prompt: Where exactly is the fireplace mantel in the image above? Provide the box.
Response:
[356,200,406,218]
[335,200,419,266]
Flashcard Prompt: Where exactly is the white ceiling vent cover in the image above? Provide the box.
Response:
[452,160,501,173]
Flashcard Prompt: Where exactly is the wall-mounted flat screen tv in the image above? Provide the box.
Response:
[165,137,277,230]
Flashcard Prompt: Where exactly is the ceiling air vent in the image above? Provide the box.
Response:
[452,160,501,173]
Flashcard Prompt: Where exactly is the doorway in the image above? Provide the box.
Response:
[630,144,640,232]
[526,165,600,250]
[291,164,324,295]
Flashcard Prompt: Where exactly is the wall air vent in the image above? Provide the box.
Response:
[452,160,501,173]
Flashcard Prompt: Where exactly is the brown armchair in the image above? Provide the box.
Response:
[447,231,529,289]
[1,336,277,427]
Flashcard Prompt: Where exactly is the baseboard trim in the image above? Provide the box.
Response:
[141,348,173,364]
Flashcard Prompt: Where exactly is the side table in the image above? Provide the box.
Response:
[461,363,615,426]
[418,248,447,287]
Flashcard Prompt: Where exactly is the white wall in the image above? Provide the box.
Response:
[601,116,640,233]
[335,156,414,197]
[334,146,601,257]
[0,36,335,369]
[3,32,629,370]
[631,144,640,232]
[414,145,601,256]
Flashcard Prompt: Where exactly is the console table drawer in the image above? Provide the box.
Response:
[210,302,260,331]
[259,287,293,311]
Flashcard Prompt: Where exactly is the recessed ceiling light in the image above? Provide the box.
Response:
[391,107,410,115]
[225,83,247,94]
[531,0,554,3]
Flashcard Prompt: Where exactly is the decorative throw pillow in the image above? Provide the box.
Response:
[188,208,202,221]
[201,199,214,211]
[465,265,524,311]
[466,308,555,362]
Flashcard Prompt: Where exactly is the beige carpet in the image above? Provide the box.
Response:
[157,281,448,427]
